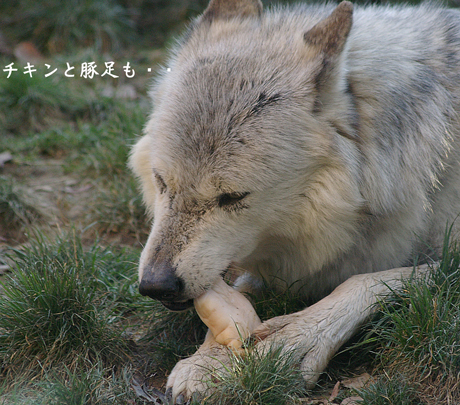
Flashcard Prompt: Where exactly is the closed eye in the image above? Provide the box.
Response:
[217,192,250,208]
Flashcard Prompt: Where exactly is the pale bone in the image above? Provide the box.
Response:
[194,278,262,351]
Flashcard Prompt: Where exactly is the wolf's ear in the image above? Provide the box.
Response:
[304,2,353,87]
[202,0,263,22]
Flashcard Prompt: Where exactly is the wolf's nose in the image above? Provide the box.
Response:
[138,262,182,301]
[139,276,181,300]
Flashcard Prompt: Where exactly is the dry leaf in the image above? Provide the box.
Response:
[341,373,372,389]
[340,396,363,405]
[329,381,341,401]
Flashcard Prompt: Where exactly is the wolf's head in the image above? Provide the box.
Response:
[130,0,362,310]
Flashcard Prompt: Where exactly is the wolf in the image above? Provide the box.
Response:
[129,0,460,401]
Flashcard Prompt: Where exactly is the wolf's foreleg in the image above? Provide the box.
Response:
[251,263,431,387]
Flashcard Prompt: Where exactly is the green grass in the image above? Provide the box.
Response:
[0,68,86,134]
[1,0,133,54]
[201,339,306,405]
[0,231,141,378]
[357,226,460,403]
[41,365,148,405]
[1,97,144,158]
[355,373,422,405]
[74,104,146,177]
[89,176,149,240]
[0,366,151,405]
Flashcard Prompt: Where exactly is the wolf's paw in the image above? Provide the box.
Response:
[165,338,230,404]
[251,311,341,388]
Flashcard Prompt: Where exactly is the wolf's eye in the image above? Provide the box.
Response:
[153,171,167,194]
[217,192,250,208]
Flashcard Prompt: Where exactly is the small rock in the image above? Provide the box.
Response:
[115,84,137,100]
[0,151,12,167]
[101,85,115,98]
[64,184,92,194]
[0,265,10,275]
[14,41,44,63]
[35,185,53,192]
[101,84,137,99]
[340,396,363,405]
